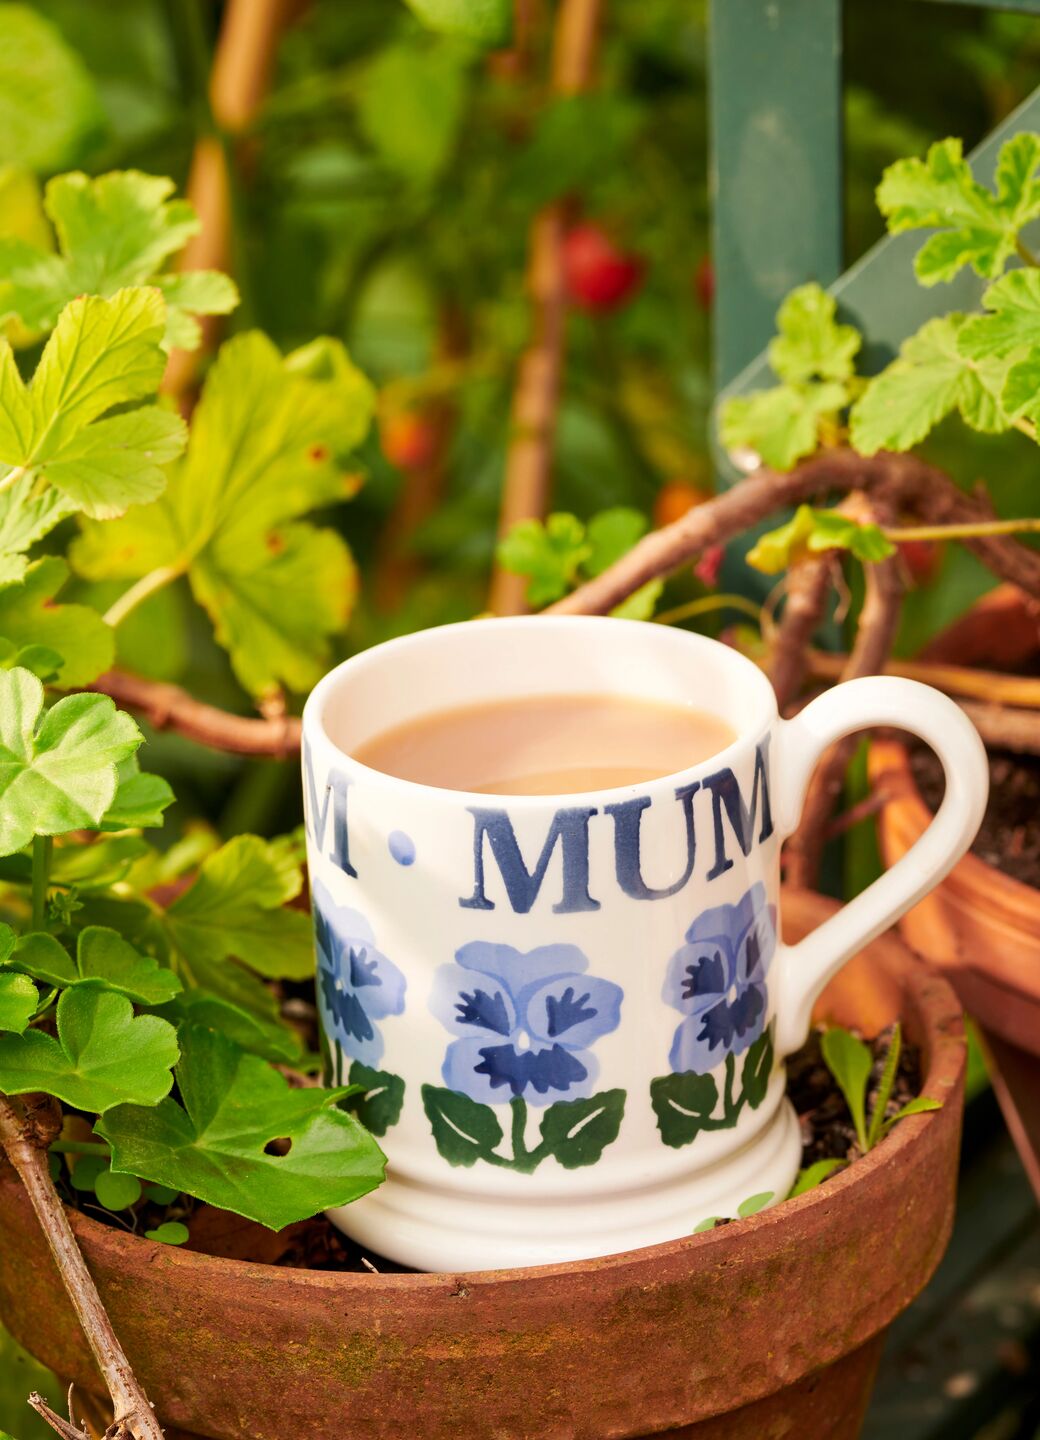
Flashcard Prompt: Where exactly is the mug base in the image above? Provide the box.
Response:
[326,1099,803,1272]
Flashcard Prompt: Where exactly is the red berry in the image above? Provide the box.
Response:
[694,544,724,587]
[563,223,644,312]
[898,539,940,584]
[380,411,438,471]
[693,254,714,311]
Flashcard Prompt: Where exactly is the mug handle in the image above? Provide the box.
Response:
[771,674,989,1057]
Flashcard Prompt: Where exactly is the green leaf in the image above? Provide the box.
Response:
[767,284,861,384]
[537,1089,625,1169]
[583,507,648,576]
[0,171,239,345]
[650,1070,719,1149]
[866,1022,901,1150]
[155,989,303,1066]
[850,316,1013,452]
[94,1167,141,1211]
[99,1024,386,1230]
[741,1026,774,1109]
[6,932,76,987]
[142,1183,178,1205]
[820,1025,872,1153]
[75,926,182,1005]
[69,1153,106,1192]
[160,834,313,987]
[1002,353,1040,421]
[144,1221,189,1245]
[877,134,1040,284]
[737,1190,774,1218]
[0,6,103,173]
[99,757,174,831]
[0,668,141,854]
[788,1157,847,1198]
[719,382,847,471]
[496,513,590,606]
[958,268,1040,360]
[403,0,511,46]
[881,1095,943,1137]
[0,557,114,688]
[610,577,663,621]
[358,41,469,184]
[49,834,149,890]
[422,1083,504,1167]
[0,288,186,520]
[692,1215,721,1233]
[0,477,76,590]
[0,971,36,1032]
[72,331,374,695]
[345,1061,406,1138]
[0,984,177,1111]
[746,505,895,576]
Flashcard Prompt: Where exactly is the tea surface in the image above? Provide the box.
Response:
[351,693,736,795]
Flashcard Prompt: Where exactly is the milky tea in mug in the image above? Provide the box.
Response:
[302,616,987,1271]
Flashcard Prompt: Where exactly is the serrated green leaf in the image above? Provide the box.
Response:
[767,284,861,384]
[72,331,373,695]
[0,170,239,346]
[403,0,511,46]
[0,668,141,854]
[746,504,895,576]
[877,134,1040,284]
[6,932,76,987]
[496,513,590,606]
[5,925,180,1005]
[99,1024,385,1229]
[959,268,1040,361]
[850,315,1013,453]
[38,406,186,520]
[0,971,36,1032]
[0,983,177,1111]
[820,1025,872,1153]
[0,5,103,174]
[99,756,174,831]
[881,1095,942,1136]
[583,507,648,577]
[1002,353,1040,420]
[719,382,847,471]
[0,556,113,688]
[49,834,149,890]
[0,475,75,588]
[94,1167,141,1210]
[538,1089,625,1169]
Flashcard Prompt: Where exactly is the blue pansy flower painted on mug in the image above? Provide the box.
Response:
[664,882,777,1075]
[312,878,406,1067]
[430,943,623,1106]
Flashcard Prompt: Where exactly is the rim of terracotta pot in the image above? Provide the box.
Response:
[0,894,967,1440]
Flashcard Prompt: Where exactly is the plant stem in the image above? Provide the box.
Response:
[0,1095,165,1440]
[807,649,1040,708]
[884,517,1040,543]
[103,565,183,629]
[653,593,763,628]
[1016,237,1040,267]
[0,465,26,496]
[723,1053,737,1119]
[89,668,301,756]
[31,836,52,933]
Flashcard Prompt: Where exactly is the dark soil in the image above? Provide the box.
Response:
[78,1023,916,1273]
[910,743,1040,890]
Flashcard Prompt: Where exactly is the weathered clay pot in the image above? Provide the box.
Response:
[869,584,1040,1196]
[0,892,964,1440]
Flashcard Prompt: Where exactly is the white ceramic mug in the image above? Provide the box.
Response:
[301,617,987,1271]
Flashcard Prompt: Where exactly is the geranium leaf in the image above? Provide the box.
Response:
[0,475,76,589]
[0,668,141,854]
[610,577,663,620]
[6,932,77,987]
[99,756,174,831]
[72,331,374,695]
[160,834,314,984]
[767,283,861,384]
[958,268,1040,360]
[0,983,178,1111]
[403,0,511,46]
[98,1024,386,1230]
[155,989,304,1065]
[719,382,847,471]
[0,6,103,174]
[496,513,590,606]
[0,556,114,688]
[583,506,648,577]
[877,134,1040,284]
[0,971,37,1033]
[0,170,239,345]
[76,926,182,1005]
[746,505,895,575]
[850,315,1013,453]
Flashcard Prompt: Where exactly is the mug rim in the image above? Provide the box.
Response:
[303,615,778,809]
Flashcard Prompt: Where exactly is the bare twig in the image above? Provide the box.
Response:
[957,700,1040,756]
[0,1096,164,1440]
[28,1392,88,1440]
[88,670,301,758]
[488,0,605,615]
[806,651,1040,709]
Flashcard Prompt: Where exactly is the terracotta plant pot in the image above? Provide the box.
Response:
[869,584,1040,1196]
[0,892,963,1440]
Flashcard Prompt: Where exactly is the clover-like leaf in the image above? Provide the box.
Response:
[5,925,181,1005]
[767,284,861,384]
[72,331,374,695]
[583,507,648,576]
[0,288,187,519]
[496,513,591,606]
[0,556,113,688]
[746,505,894,576]
[877,134,1040,284]
[98,1024,385,1230]
[0,984,178,1111]
[719,382,847,471]
[0,971,37,1033]
[0,475,76,589]
[0,668,141,855]
[850,315,1013,453]
[0,170,239,346]
[155,988,303,1065]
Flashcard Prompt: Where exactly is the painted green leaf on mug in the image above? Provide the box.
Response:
[0,984,178,1111]
[650,1070,718,1149]
[538,1089,625,1169]
[347,1061,406,1137]
[422,1083,503,1166]
[741,1026,774,1109]
[0,668,142,855]
[98,1024,386,1230]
